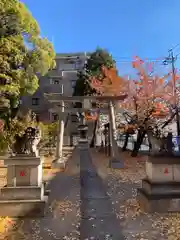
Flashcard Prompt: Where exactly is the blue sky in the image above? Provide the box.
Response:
[22,0,180,75]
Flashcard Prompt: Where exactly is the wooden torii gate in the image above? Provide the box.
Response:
[45,94,127,168]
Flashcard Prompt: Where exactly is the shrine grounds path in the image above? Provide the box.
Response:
[4,144,170,239]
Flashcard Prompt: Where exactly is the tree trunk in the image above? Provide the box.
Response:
[90,118,98,148]
[122,132,129,151]
[131,128,146,157]
[148,142,152,152]
[167,132,173,155]
[146,130,153,152]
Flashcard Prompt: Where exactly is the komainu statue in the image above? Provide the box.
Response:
[147,126,174,156]
[12,126,41,157]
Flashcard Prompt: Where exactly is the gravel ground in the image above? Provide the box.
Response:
[91,149,180,240]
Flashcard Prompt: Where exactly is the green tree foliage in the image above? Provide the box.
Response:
[73,47,115,96]
[73,71,96,96]
[39,121,58,148]
[0,0,56,150]
[85,47,115,78]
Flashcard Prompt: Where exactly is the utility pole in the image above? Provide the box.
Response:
[163,46,180,149]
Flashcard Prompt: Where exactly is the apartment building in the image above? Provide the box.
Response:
[21,52,90,122]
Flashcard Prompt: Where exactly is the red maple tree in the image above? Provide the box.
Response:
[88,59,173,156]
[120,56,171,156]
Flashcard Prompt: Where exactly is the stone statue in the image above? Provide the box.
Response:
[12,126,41,157]
[147,127,174,156]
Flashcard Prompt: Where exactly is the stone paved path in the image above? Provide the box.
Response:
[80,144,124,239]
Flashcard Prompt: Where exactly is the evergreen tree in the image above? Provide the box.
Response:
[0,0,56,150]
[73,47,115,96]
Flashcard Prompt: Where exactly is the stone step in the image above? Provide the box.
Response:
[138,188,180,213]
[0,186,44,200]
[142,178,180,195]
[0,198,48,217]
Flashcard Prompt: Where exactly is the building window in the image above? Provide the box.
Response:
[68,60,75,64]
[52,113,58,121]
[53,79,60,84]
[75,60,82,70]
[59,66,64,71]
[73,102,82,108]
[32,98,39,106]
[71,114,79,123]
[50,78,60,84]
[91,102,97,108]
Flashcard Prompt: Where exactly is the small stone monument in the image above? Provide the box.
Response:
[138,132,180,213]
[0,126,48,217]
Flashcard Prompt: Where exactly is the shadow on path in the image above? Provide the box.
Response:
[80,144,124,239]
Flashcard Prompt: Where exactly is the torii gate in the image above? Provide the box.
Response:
[45,94,127,168]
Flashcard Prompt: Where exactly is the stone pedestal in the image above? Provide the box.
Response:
[78,124,88,150]
[0,154,48,217]
[138,155,180,213]
[78,124,88,139]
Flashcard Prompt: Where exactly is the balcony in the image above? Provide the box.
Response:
[42,84,63,94]
[46,70,63,78]
[62,71,78,80]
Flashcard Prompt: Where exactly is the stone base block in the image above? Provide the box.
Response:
[146,155,180,182]
[3,182,50,197]
[0,198,48,217]
[142,178,180,195]
[137,188,180,213]
[78,141,89,150]
[78,139,88,148]
[78,138,88,142]
[109,158,124,169]
[4,155,42,165]
[0,186,44,200]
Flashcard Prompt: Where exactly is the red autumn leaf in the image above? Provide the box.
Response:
[120,56,171,125]
[89,66,128,96]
